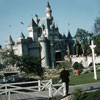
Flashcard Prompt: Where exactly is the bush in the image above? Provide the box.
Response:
[71,89,100,100]
[81,90,100,100]
[73,62,83,73]
[71,88,84,100]
[59,60,72,70]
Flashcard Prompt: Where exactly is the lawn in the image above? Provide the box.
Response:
[14,71,100,86]
[69,72,100,85]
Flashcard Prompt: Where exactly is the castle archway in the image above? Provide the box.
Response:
[55,51,62,61]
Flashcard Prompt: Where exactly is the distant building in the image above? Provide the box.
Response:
[3,1,74,68]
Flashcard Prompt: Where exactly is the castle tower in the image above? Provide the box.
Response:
[28,19,38,41]
[67,30,74,56]
[46,1,52,19]
[6,35,14,50]
[38,34,49,68]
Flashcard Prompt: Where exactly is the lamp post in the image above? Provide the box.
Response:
[90,40,97,80]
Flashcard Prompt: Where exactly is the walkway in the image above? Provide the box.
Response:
[0,79,66,100]
[0,80,100,100]
[69,82,100,94]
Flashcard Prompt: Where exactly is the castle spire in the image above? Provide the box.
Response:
[67,23,72,39]
[47,1,51,8]
[46,1,52,19]
[68,23,70,31]
[6,35,14,49]
[9,35,14,44]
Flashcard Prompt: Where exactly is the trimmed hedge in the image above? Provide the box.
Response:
[81,90,100,100]
[73,62,83,73]
[71,88,100,100]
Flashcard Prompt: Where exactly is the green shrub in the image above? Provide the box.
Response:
[73,62,83,73]
[81,90,100,100]
[73,62,79,70]
[59,60,72,70]
[71,88,84,100]
[71,88,100,100]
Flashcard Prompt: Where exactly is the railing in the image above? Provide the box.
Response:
[48,82,66,98]
[0,79,66,100]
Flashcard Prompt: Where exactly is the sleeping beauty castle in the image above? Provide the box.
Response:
[4,1,74,68]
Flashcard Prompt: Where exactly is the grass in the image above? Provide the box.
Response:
[69,72,100,85]
[14,71,100,86]
[51,71,100,86]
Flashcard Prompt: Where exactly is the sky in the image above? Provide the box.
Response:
[0,0,100,47]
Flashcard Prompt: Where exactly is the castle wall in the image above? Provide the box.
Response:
[13,40,23,56]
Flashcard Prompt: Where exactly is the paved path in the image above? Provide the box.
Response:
[69,82,100,94]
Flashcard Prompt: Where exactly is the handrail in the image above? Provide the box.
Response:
[0,79,66,100]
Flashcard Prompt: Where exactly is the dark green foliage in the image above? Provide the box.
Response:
[94,34,100,55]
[16,55,44,77]
[74,28,93,56]
[1,50,44,77]
[74,28,89,42]
[93,16,100,55]
[82,40,91,56]
[73,62,83,73]
[73,62,79,70]
[0,63,5,70]
[75,40,83,56]
[1,50,18,67]
[81,90,100,100]
[59,60,72,70]
[72,89,100,100]
[71,88,84,100]
[94,17,100,34]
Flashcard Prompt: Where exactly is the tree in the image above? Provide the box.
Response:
[75,40,83,56]
[16,55,44,77]
[94,34,100,55]
[1,50,18,67]
[1,50,44,77]
[94,17,100,34]
[93,16,100,55]
[74,28,92,56]
[74,28,89,42]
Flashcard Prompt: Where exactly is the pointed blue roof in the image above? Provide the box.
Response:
[47,1,51,8]
[20,32,25,39]
[35,14,38,18]
[67,31,72,39]
[28,19,38,27]
[63,34,66,39]
[8,35,14,44]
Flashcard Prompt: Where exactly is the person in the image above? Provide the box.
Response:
[60,66,70,96]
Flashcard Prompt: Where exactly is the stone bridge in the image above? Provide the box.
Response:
[65,56,100,67]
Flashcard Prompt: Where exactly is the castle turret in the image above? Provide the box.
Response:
[34,14,38,24]
[6,35,14,50]
[67,30,74,55]
[46,1,52,19]
[38,34,50,68]
[28,19,38,41]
